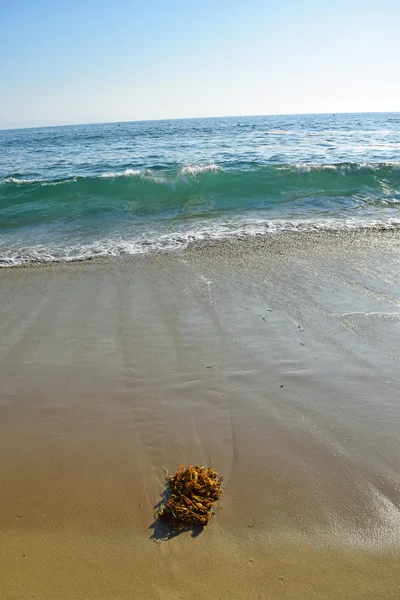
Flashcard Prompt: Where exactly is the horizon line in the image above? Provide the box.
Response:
[1,110,399,133]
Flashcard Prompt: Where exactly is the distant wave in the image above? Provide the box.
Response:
[1,161,400,199]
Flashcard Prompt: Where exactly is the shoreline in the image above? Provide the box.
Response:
[1,229,399,598]
[1,225,400,270]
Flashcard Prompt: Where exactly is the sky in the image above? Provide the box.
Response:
[1,0,399,129]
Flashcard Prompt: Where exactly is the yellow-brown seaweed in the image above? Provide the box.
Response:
[157,465,223,529]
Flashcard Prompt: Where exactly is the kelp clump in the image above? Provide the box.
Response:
[157,465,223,529]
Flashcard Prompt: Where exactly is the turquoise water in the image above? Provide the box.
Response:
[0,113,399,265]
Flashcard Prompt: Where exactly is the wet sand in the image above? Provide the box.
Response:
[1,230,400,599]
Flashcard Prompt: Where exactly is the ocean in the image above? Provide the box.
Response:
[0,113,399,266]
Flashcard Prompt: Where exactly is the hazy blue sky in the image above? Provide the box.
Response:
[1,0,399,128]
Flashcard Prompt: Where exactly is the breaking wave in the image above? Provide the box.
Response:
[1,162,399,266]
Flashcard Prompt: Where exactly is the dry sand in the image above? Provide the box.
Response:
[0,230,399,599]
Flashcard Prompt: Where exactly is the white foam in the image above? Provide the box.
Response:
[180,164,222,176]
[99,168,143,178]
[277,162,400,173]
[41,177,78,186]
[98,168,168,185]
[1,176,39,184]
[1,217,399,267]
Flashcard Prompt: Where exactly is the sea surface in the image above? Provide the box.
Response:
[0,113,399,266]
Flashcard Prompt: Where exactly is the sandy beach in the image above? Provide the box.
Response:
[1,230,399,599]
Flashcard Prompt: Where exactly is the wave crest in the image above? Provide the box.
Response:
[180,164,222,176]
[99,168,143,178]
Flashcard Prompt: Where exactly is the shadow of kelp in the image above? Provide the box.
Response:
[149,487,204,541]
